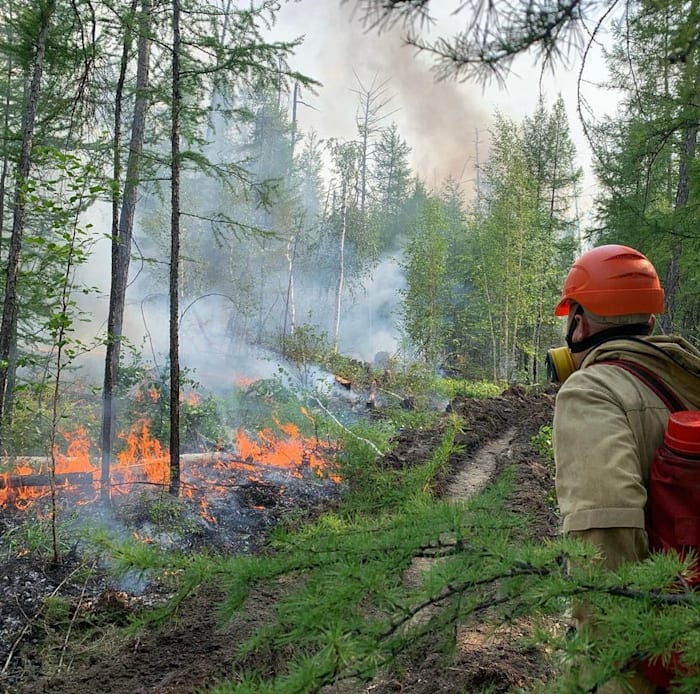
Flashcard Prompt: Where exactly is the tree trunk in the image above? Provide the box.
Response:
[169,0,182,496]
[100,0,151,503]
[0,0,56,452]
[282,233,298,351]
[333,181,347,352]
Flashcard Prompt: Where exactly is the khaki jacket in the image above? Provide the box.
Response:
[553,335,700,693]
[555,335,700,538]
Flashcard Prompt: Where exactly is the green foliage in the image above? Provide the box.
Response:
[1,511,74,559]
[0,379,102,456]
[282,324,330,368]
[530,424,554,462]
[431,377,506,400]
[34,395,700,693]
[591,1,700,340]
[400,197,449,367]
[463,110,574,383]
[41,595,72,625]
[116,362,229,452]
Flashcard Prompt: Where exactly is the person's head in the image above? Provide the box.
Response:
[563,304,656,368]
[547,245,664,378]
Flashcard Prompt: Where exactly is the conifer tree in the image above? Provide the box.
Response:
[0,0,58,450]
[591,1,700,339]
[371,122,413,254]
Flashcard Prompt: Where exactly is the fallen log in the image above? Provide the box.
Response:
[0,471,94,489]
[334,375,352,390]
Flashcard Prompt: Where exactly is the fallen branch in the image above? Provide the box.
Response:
[310,396,385,457]
[0,471,94,489]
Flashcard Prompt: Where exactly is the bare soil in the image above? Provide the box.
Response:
[0,385,559,694]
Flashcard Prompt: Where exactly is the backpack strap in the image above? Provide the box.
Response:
[596,359,686,413]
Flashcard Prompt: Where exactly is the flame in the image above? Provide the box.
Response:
[56,426,98,475]
[0,427,100,508]
[134,387,160,403]
[0,411,342,514]
[116,420,168,486]
[182,392,200,406]
[234,376,257,389]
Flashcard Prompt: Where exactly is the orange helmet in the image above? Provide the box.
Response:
[554,244,665,317]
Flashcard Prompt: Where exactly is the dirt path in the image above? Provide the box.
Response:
[446,427,516,499]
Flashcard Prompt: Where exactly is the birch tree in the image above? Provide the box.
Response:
[327,140,361,351]
[469,114,541,381]
[400,196,448,367]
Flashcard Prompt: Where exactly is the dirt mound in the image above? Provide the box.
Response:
[2,386,559,694]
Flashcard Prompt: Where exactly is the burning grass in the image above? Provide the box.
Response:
[1,412,342,514]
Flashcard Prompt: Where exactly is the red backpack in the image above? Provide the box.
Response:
[600,359,700,688]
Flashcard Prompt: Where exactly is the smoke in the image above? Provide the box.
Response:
[274,2,492,194]
[66,1,612,395]
[275,1,616,211]
[337,255,406,362]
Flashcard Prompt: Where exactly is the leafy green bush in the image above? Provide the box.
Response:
[431,377,506,400]
[4,381,102,456]
[530,424,554,463]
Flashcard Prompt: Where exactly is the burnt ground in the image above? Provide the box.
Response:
[0,385,559,694]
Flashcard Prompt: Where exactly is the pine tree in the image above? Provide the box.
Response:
[591,0,700,340]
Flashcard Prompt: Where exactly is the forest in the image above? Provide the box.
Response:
[1,0,700,692]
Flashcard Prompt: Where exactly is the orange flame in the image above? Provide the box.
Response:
[0,411,341,513]
[181,392,200,406]
[116,420,168,486]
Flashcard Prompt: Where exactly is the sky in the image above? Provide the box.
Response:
[272,1,620,216]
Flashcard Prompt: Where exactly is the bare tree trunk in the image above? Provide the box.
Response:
[333,181,347,352]
[0,0,56,453]
[100,0,151,503]
[282,232,298,352]
[281,83,300,355]
[169,0,182,496]
[290,81,299,163]
[353,74,392,217]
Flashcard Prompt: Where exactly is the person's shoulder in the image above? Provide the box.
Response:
[557,361,642,407]
[556,364,619,402]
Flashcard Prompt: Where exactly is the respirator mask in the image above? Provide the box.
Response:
[545,306,581,383]
[545,346,576,383]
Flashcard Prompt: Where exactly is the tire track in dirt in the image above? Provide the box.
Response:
[402,428,517,592]
[446,428,516,500]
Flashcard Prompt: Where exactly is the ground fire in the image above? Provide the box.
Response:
[0,415,342,519]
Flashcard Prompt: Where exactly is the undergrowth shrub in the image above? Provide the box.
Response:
[432,377,506,400]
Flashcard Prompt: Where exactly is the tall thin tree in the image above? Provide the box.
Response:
[169,0,182,496]
[100,0,152,503]
[0,0,56,452]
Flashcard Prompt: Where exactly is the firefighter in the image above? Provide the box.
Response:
[550,244,700,693]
